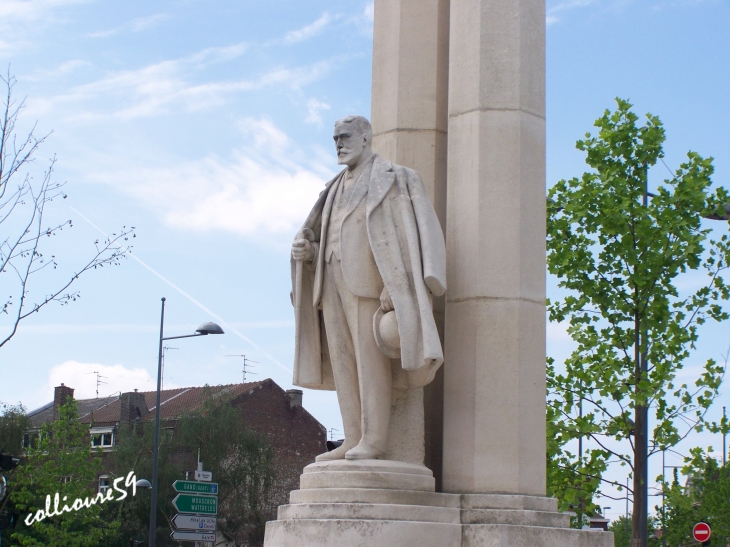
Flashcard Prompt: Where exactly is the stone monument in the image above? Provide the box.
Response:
[263,0,615,545]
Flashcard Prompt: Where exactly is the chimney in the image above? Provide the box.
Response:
[120,390,149,427]
[53,383,75,421]
[286,389,303,408]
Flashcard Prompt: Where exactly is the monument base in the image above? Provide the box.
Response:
[264,460,614,547]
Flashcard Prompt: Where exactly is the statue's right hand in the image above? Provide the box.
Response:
[292,239,314,262]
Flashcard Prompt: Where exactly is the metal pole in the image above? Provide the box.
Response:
[723,406,726,466]
[632,167,650,547]
[149,297,166,547]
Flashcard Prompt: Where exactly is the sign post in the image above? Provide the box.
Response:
[172,494,218,515]
[194,470,213,482]
[170,530,217,542]
[171,514,216,532]
[171,468,217,546]
[692,522,711,544]
[173,480,218,495]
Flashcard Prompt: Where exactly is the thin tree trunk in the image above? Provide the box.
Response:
[632,314,648,547]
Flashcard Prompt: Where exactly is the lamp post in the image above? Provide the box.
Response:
[148,297,224,547]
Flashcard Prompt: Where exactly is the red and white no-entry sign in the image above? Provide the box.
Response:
[693,522,711,543]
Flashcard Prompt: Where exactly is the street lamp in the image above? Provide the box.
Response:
[148,297,224,547]
[135,479,152,490]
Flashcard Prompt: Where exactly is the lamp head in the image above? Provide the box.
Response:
[135,479,152,489]
[195,322,224,335]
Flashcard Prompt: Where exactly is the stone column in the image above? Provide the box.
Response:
[442,0,546,496]
[371,0,450,487]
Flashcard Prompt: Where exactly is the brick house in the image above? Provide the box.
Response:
[26,378,326,539]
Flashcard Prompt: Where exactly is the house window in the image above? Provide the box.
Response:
[90,428,115,448]
[23,433,35,449]
[60,476,72,484]
[98,475,110,493]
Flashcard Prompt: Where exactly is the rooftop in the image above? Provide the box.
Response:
[28,381,265,428]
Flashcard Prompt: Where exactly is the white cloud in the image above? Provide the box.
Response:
[84,117,334,242]
[88,12,171,38]
[23,59,91,82]
[305,98,331,126]
[0,0,94,54]
[45,360,165,401]
[546,0,597,25]
[237,117,290,149]
[364,2,374,22]
[26,46,334,121]
[0,0,92,21]
[283,12,336,44]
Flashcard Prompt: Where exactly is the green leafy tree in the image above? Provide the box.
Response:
[0,402,31,455]
[177,388,274,546]
[7,399,119,546]
[102,419,181,547]
[660,450,730,546]
[107,387,275,547]
[546,98,730,541]
[608,515,663,547]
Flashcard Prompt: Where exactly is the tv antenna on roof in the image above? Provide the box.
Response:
[85,371,108,399]
[226,355,258,383]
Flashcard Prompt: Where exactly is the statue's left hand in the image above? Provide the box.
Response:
[380,286,394,312]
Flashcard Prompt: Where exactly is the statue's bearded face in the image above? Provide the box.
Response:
[333,122,370,168]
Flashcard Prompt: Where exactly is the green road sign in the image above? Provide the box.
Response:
[172,494,218,515]
[172,480,218,495]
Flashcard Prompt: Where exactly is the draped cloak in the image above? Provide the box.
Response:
[291,154,446,390]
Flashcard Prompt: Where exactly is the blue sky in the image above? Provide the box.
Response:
[0,0,728,519]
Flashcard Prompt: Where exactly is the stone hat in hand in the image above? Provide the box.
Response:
[373,307,401,359]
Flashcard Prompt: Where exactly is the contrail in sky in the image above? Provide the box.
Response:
[69,206,292,374]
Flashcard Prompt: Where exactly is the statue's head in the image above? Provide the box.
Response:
[333,115,373,169]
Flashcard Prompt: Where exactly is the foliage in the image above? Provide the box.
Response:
[6,399,119,546]
[0,402,31,454]
[660,450,730,546]
[0,70,135,349]
[102,419,182,547]
[609,515,633,547]
[177,387,275,545]
[608,515,662,547]
[107,388,275,547]
[546,98,730,532]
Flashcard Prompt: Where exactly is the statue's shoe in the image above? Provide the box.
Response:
[315,442,356,462]
[345,442,384,460]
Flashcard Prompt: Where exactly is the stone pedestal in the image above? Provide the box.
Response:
[264,462,615,547]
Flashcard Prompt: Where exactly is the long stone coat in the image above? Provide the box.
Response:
[291,154,446,390]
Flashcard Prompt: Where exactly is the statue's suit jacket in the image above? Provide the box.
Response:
[291,154,446,390]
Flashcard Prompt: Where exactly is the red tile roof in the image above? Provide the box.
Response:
[69,381,264,425]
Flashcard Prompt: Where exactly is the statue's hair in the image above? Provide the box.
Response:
[335,115,372,140]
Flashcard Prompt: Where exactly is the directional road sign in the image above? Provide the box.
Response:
[195,470,213,482]
[170,530,216,542]
[172,480,218,495]
[693,522,711,543]
[172,494,218,515]
[172,513,216,532]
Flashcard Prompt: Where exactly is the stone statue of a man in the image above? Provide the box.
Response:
[291,115,446,461]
